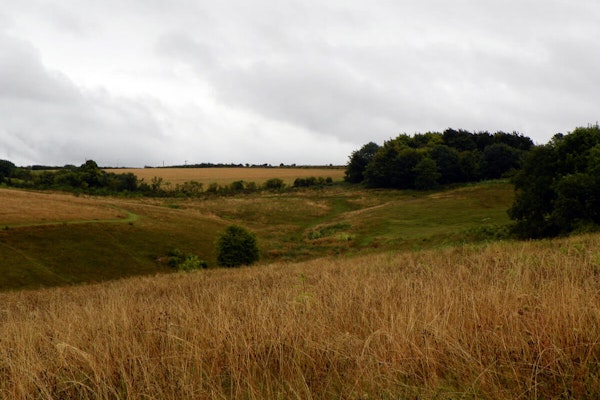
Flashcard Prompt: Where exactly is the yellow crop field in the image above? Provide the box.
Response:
[0,189,126,226]
[1,234,599,399]
[103,167,346,186]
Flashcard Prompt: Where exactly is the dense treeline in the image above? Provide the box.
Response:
[345,128,533,189]
[509,124,600,238]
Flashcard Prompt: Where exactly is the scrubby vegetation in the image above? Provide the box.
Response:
[166,248,208,271]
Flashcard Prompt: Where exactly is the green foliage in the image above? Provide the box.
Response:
[179,255,208,271]
[482,143,522,179]
[344,142,380,183]
[167,248,207,271]
[293,176,332,188]
[229,180,246,192]
[430,145,462,184]
[263,178,286,190]
[307,223,351,240]
[216,225,259,267]
[349,128,534,189]
[443,128,477,151]
[363,141,423,189]
[413,158,440,190]
[509,125,600,238]
[0,159,16,182]
[175,180,203,196]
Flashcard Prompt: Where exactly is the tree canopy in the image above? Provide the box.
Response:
[509,125,600,238]
[345,129,532,190]
[216,225,260,267]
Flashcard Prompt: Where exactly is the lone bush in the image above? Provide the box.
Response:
[216,225,259,267]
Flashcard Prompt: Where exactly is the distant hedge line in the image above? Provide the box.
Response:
[0,160,334,197]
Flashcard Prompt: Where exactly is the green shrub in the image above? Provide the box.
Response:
[263,178,285,190]
[167,248,207,271]
[216,225,259,267]
[179,255,208,271]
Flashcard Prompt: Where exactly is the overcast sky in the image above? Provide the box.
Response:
[1,1,598,167]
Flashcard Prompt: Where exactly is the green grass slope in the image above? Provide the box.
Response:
[0,181,515,291]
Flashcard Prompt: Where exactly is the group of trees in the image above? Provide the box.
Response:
[2,160,139,194]
[346,124,600,239]
[509,125,600,238]
[345,129,533,189]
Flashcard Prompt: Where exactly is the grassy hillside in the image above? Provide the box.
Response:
[1,234,598,399]
[1,182,514,290]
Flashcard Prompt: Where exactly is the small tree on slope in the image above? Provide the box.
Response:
[216,225,259,267]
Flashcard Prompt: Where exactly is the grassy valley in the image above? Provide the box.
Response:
[2,181,512,290]
[1,177,599,399]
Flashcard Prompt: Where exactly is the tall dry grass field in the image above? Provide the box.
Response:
[103,167,345,187]
[1,235,599,399]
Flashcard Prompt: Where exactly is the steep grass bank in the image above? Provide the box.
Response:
[1,234,599,399]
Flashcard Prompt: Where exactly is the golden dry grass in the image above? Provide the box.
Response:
[1,234,599,399]
[103,167,345,187]
[0,189,126,226]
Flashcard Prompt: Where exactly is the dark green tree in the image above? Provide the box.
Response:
[509,125,600,238]
[216,225,259,267]
[458,150,483,182]
[493,131,533,151]
[79,160,103,187]
[363,139,423,189]
[344,142,380,183]
[363,142,398,187]
[443,128,476,151]
[0,159,16,183]
[482,143,521,179]
[430,145,461,183]
[413,158,440,190]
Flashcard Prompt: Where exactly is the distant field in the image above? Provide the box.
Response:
[103,167,346,186]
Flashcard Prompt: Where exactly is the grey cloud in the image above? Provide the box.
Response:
[2,0,599,166]
[155,0,600,148]
[0,33,167,166]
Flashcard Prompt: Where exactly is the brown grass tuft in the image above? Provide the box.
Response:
[1,235,599,399]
